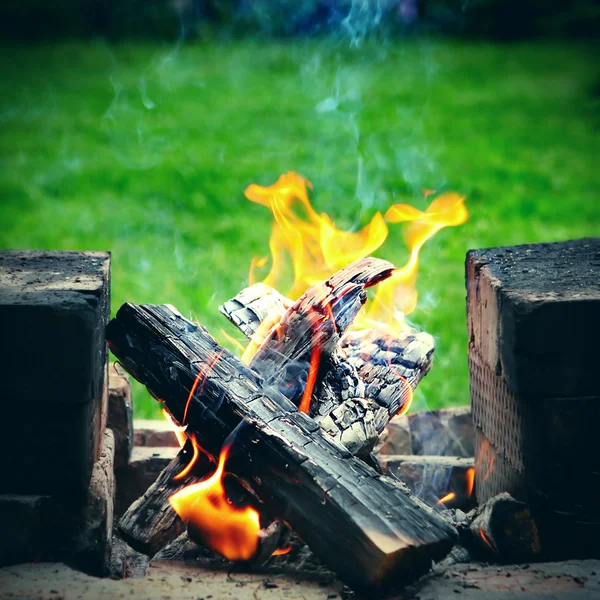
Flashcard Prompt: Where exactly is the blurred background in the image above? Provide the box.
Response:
[1,1,598,416]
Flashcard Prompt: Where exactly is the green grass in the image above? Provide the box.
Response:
[1,39,598,417]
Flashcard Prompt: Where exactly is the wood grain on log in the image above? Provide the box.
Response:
[107,303,457,591]
[457,492,542,563]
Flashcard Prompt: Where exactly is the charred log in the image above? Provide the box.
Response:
[246,257,395,404]
[454,492,542,563]
[107,302,457,591]
[219,264,434,457]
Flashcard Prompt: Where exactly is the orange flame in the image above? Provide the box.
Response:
[480,527,495,551]
[245,172,467,334]
[169,443,262,562]
[477,437,495,482]
[438,492,456,505]
[272,545,292,556]
[466,467,476,498]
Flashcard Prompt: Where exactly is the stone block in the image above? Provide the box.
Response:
[467,238,600,398]
[0,430,115,574]
[107,363,133,469]
[0,250,110,495]
[133,419,179,448]
[467,239,600,558]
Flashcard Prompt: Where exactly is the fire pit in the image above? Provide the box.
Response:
[1,175,599,599]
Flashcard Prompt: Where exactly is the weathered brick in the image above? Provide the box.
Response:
[107,362,133,469]
[0,430,115,574]
[133,419,179,448]
[0,250,110,495]
[467,239,600,558]
[467,238,600,398]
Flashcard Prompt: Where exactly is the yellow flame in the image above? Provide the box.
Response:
[162,408,188,449]
[169,444,262,562]
[438,492,456,505]
[245,172,467,333]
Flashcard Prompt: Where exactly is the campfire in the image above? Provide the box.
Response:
[107,172,470,590]
[1,180,598,598]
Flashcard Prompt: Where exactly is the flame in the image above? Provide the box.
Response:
[272,545,292,556]
[480,527,495,551]
[298,322,322,414]
[169,443,262,562]
[438,492,456,505]
[162,408,188,449]
[477,437,495,482]
[245,172,467,333]
[466,467,476,497]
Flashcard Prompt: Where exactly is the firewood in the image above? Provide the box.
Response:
[219,282,292,340]
[219,264,434,456]
[247,257,395,403]
[107,302,457,591]
[455,493,542,562]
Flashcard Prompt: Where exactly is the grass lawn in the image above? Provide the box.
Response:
[1,38,598,417]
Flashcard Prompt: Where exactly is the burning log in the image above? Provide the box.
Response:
[450,492,542,563]
[107,302,457,591]
[219,262,434,456]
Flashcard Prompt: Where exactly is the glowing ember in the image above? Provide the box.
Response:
[438,492,456,505]
[169,443,262,562]
[298,319,322,414]
[245,172,468,334]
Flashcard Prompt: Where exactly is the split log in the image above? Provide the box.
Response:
[219,265,434,456]
[455,493,542,562]
[219,283,292,340]
[107,303,457,591]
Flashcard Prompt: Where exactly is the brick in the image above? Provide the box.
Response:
[0,250,110,495]
[376,407,474,459]
[467,238,600,398]
[69,429,116,576]
[0,430,115,574]
[379,454,475,509]
[107,363,134,469]
[133,419,179,447]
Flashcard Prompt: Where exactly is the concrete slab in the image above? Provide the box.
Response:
[1,559,599,600]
